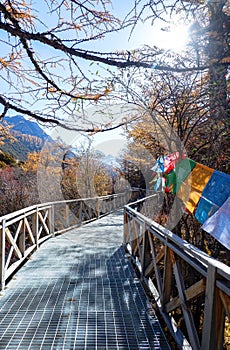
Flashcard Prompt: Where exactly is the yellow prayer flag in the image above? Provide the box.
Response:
[177,163,214,213]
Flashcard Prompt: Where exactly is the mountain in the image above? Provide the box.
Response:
[0,115,52,161]
[101,154,121,169]
[2,115,49,142]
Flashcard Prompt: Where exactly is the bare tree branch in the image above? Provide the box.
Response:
[0,0,229,133]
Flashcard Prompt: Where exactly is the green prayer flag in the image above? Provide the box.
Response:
[165,158,196,194]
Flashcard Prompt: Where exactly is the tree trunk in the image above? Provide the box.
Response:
[207,0,229,121]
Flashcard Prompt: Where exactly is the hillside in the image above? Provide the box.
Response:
[2,115,49,142]
[0,115,51,161]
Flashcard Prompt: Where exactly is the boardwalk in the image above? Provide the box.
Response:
[0,210,170,350]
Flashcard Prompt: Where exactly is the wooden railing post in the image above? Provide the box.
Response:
[130,219,138,255]
[49,205,55,237]
[65,204,70,229]
[123,210,129,245]
[112,195,115,211]
[172,251,200,350]
[19,217,26,257]
[162,245,173,307]
[0,219,6,290]
[79,201,83,225]
[114,195,117,210]
[97,198,100,219]
[32,208,39,249]
[141,224,150,279]
[201,264,224,350]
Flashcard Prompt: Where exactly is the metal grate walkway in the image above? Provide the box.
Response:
[0,210,170,349]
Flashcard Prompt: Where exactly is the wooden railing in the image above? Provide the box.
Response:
[124,194,230,350]
[0,191,130,290]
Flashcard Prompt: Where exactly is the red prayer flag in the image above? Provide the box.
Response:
[164,152,186,174]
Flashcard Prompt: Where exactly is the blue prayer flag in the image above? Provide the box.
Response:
[151,156,165,173]
[195,170,230,224]
[202,197,230,250]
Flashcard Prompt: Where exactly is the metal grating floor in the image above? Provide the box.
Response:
[0,210,170,349]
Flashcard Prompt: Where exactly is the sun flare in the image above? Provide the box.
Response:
[158,23,189,52]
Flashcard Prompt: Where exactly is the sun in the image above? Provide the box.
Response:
[158,23,189,52]
[149,16,190,53]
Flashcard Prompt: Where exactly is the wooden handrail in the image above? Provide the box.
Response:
[123,194,230,350]
[0,191,131,290]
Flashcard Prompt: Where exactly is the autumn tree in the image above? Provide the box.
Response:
[0,164,39,215]
[118,48,229,241]
[119,135,155,193]
[121,68,229,170]
[70,142,114,198]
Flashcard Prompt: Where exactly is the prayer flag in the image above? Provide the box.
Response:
[177,163,214,213]
[151,156,165,173]
[164,152,186,174]
[202,197,230,250]
[154,176,162,191]
[195,170,230,223]
[165,158,196,194]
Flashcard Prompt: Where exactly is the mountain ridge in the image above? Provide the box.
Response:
[0,115,52,161]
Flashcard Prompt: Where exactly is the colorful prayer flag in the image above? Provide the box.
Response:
[177,163,214,213]
[154,176,165,191]
[195,170,230,223]
[164,152,186,174]
[202,197,230,250]
[165,158,196,194]
[151,156,165,173]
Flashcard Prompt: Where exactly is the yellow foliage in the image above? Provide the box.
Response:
[4,0,35,26]
[221,56,230,63]
[0,58,9,68]
[22,147,65,177]
[48,87,57,93]
[0,51,22,71]
[0,124,16,145]
[21,151,40,173]
[73,87,112,101]
[73,24,82,30]
[204,239,212,256]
